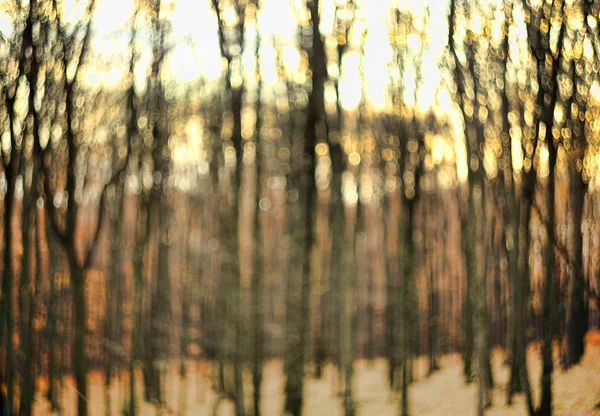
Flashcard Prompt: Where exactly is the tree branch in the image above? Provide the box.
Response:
[82,3,138,270]
[82,133,133,271]
[532,198,599,305]
[38,150,68,245]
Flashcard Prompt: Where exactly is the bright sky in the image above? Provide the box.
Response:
[0,0,452,114]
[0,0,467,183]
[72,0,450,111]
[4,0,600,187]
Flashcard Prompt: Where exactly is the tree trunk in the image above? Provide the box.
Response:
[284,0,323,412]
[19,185,37,416]
[252,113,264,416]
[462,188,475,383]
[563,166,587,368]
[340,190,357,416]
[516,183,535,415]
[69,255,88,416]
[230,86,245,416]
[399,197,416,416]
[427,195,439,374]
[329,148,344,379]
[384,187,398,387]
[21,199,46,416]
[540,173,557,416]
[130,198,150,415]
[1,171,16,415]
[476,176,491,415]
[46,221,63,412]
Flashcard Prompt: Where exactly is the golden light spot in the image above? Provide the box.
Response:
[540,145,549,163]
[432,135,444,164]
[315,143,328,157]
[382,148,395,162]
[348,152,361,166]
[590,82,600,102]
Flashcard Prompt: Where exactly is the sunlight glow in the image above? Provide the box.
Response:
[339,51,362,110]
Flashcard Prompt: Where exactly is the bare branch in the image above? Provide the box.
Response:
[82,183,108,270]
[67,0,97,87]
[82,130,134,270]
[212,0,228,61]
[532,198,599,305]
[38,150,68,245]
[82,2,139,270]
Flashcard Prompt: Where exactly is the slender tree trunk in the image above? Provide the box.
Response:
[314,197,329,379]
[104,189,125,415]
[538,176,556,416]
[146,190,170,406]
[20,5,42,410]
[427,195,439,374]
[399,197,416,416]
[130,199,150,415]
[283,178,304,415]
[563,166,587,368]
[179,201,192,415]
[284,122,317,416]
[69,254,88,416]
[340,187,357,416]
[252,169,264,416]
[365,212,375,366]
[448,0,474,383]
[506,170,529,404]
[476,176,491,415]
[506,180,521,400]
[252,92,264,416]
[284,1,323,412]
[46,225,63,412]
[1,172,16,415]
[517,185,535,415]
[217,181,228,398]
[329,154,344,378]
[231,86,245,416]
[384,188,398,387]
[462,192,475,384]
[22,199,45,416]
[19,183,38,416]
[540,174,557,416]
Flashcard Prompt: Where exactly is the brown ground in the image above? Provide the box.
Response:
[33,338,600,415]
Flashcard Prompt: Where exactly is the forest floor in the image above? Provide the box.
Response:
[33,332,600,415]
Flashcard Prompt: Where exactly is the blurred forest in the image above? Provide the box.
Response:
[1,0,600,414]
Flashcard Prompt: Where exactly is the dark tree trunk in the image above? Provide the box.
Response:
[341,199,357,416]
[462,182,475,385]
[399,196,416,416]
[130,198,150,415]
[476,174,491,415]
[19,4,42,410]
[21,198,46,416]
[69,255,88,416]
[1,170,16,416]
[284,0,323,412]
[45,223,63,412]
[384,188,398,388]
[514,175,535,415]
[252,45,264,415]
[427,194,439,374]
[563,166,587,368]
[18,184,37,416]
[540,175,557,416]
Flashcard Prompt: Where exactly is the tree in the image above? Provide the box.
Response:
[448,2,492,410]
[37,1,136,413]
[212,0,249,413]
[283,0,323,413]
[252,12,264,416]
